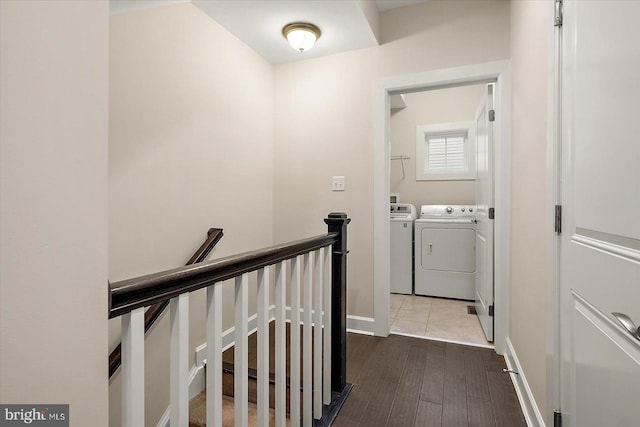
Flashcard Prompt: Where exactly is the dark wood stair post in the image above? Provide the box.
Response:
[325,213,351,396]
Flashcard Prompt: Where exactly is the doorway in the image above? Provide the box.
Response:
[372,61,511,355]
[389,83,491,347]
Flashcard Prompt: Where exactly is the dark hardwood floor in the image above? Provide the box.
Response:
[334,333,526,427]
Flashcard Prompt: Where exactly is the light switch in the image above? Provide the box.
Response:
[332,176,345,191]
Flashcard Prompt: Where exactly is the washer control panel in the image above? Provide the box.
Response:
[390,203,417,220]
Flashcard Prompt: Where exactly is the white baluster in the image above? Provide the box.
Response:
[170,293,189,427]
[302,252,313,427]
[257,267,270,427]
[275,261,287,427]
[323,246,332,405]
[206,284,222,427]
[313,249,323,419]
[290,256,301,425]
[235,273,249,427]
[122,307,145,427]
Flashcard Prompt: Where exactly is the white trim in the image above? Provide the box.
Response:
[391,331,494,349]
[188,363,206,400]
[572,233,640,263]
[157,404,170,427]
[546,0,562,424]
[223,309,374,348]
[504,338,545,427]
[195,343,207,367]
[156,363,206,427]
[373,60,511,356]
[346,315,375,335]
[223,311,263,351]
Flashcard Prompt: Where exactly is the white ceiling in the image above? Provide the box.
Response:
[375,0,427,12]
[110,0,427,64]
[193,0,383,65]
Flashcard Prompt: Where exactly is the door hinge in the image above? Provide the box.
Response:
[554,410,562,427]
[554,0,563,27]
[489,208,495,219]
[488,305,494,317]
[488,109,495,122]
[555,205,562,235]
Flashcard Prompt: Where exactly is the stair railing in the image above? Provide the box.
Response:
[108,227,224,378]
[109,213,351,427]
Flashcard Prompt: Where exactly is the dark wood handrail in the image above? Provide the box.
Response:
[109,212,352,422]
[108,228,223,378]
[108,232,339,319]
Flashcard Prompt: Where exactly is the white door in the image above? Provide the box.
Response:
[559,1,640,425]
[475,84,494,342]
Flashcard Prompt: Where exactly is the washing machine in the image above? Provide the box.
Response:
[390,203,416,295]
[414,205,477,300]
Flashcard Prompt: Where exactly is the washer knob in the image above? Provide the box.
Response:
[446,206,453,214]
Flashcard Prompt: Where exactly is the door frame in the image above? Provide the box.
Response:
[546,1,562,424]
[372,60,511,355]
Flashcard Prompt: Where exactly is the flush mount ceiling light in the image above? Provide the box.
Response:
[282,22,321,53]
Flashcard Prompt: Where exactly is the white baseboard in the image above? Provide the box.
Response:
[504,337,545,427]
[199,308,376,359]
[346,315,375,335]
[156,362,206,427]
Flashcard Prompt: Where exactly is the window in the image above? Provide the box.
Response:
[427,134,466,170]
[416,122,475,180]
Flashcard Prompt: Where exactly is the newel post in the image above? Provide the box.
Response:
[325,212,351,394]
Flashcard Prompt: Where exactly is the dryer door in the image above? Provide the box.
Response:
[421,228,476,272]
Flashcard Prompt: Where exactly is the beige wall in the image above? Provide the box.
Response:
[0,1,109,425]
[390,85,485,209]
[510,0,550,418]
[273,0,510,318]
[0,1,555,424]
[109,3,274,425]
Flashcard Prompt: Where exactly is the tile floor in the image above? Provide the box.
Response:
[390,293,492,347]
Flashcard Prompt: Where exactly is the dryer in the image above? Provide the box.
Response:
[414,205,477,300]
[390,203,416,295]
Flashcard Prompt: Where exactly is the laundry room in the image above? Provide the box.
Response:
[389,83,493,347]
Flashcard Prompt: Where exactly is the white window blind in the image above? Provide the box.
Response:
[426,134,466,171]
[416,122,475,181]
